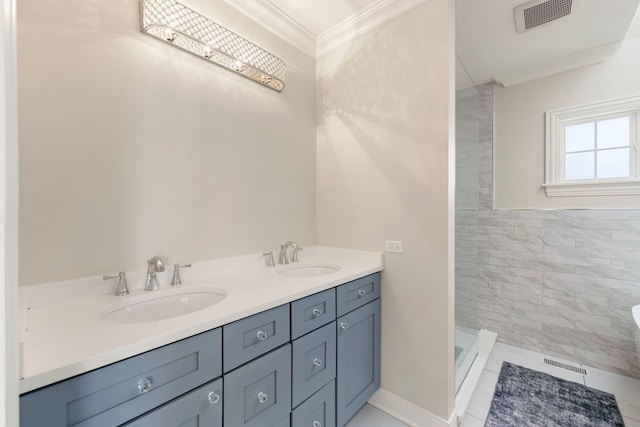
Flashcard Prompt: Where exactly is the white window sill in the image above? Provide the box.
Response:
[543,179,640,197]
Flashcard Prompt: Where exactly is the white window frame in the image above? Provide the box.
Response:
[544,95,640,197]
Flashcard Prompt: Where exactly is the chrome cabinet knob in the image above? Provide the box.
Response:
[137,377,152,394]
[340,322,349,330]
[358,289,366,297]
[208,391,221,405]
[312,308,322,317]
[313,358,323,367]
[256,330,268,341]
[313,421,322,427]
[257,392,269,404]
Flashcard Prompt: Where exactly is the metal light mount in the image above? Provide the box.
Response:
[140,0,286,92]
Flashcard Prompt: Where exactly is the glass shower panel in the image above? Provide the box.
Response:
[455,56,481,393]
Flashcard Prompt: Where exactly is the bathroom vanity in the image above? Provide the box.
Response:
[18,248,382,427]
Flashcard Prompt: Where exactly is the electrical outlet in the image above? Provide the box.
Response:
[385,240,404,254]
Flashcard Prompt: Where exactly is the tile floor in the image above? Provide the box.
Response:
[460,342,640,427]
[348,342,640,426]
[346,404,409,427]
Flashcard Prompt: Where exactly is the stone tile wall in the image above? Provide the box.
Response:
[455,83,640,377]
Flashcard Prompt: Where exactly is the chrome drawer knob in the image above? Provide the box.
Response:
[137,377,152,394]
[313,421,322,427]
[312,308,322,317]
[208,391,221,405]
[358,289,366,297]
[256,330,268,341]
[340,322,349,330]
[257,392,269,404]
[313,358,323,367]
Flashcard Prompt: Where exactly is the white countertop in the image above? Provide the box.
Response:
[19,246,383,394]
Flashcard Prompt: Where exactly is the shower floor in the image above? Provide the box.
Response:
[456,327,478,367]
[456,345,463,360]
[456,327,480,394]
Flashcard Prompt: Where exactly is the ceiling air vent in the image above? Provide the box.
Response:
[514,0,575,33]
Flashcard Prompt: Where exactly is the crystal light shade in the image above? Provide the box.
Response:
[140,0,286,92]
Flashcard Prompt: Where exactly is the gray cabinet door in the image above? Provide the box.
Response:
[20,328,222,427]
[336,299,381,427]
[123,378,222,427]
[291,380,335,427]
[292,322,336,408]
[273,416,291,427]
[224,344,292,427]
[223,304,290,372]
[336,273,380,317]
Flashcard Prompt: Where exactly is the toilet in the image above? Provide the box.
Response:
[634,305,640,366]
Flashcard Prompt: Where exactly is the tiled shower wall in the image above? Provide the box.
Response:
[456,83,640,378]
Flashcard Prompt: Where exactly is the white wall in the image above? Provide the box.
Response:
[1,0,19,423]
[494,36,640,209]
[316,0,455,421]
[18,0,317,285]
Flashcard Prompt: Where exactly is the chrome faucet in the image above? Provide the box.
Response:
[171,263,191,286]
[279,241,302,264]
[145,256,166,291]
[103,271,129,296]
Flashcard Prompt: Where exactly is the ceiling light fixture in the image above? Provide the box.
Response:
[140,0,286,92]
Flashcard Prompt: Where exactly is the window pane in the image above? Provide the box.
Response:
[565,151,595,180]
[597,148,630,178]
[597,116,630,149]
[565,122,595,153]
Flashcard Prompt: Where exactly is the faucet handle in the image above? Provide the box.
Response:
[171,263,191,286]
[103,271,129,296]
[262,251,276,267]
[292,246,303,263]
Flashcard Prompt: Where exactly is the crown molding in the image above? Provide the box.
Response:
[224,0,317,57]
[493,41,622,87]
[317,0,429,56]
[225,0,429,58]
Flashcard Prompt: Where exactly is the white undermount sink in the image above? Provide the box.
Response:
[277,263,341,277]
[100,286,227,324]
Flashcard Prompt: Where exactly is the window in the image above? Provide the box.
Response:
[545,96,640,197]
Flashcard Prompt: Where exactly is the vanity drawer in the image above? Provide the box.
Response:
[292,322,336,408]
[20,328,222,427]
[124,377,223,426]
[291,288,336,339]
[336,273,380,317]
[292,380,336,427]
[224,344,292,427]
[223,304,290,372]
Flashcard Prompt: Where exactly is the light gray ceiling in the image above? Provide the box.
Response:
[456,0,640,89]
[267,0,378,35]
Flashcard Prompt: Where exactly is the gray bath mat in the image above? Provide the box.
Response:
[485,362,625,427]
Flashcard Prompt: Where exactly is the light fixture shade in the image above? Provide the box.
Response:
[140,0,286,92]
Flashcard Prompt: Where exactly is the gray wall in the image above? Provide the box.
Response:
[493,36,640,209]
[457,83,640,378]
[317,0,456,419]
[18,0,317,285]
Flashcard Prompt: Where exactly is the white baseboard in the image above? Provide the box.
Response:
[455,329,498,417]
[368,389,457,427]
